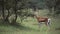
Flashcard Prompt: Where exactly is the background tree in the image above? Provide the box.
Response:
[45,0,56,15]
[54,0,60,15]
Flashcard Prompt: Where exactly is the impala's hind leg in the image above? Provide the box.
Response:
[48,18,51,27]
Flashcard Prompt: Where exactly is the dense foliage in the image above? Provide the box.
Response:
[0,0,60,24]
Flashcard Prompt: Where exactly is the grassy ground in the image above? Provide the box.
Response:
[0,9,60,34]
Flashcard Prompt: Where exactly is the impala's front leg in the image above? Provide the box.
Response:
[38,21,42,28]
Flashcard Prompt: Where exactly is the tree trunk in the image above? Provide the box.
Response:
[14,0,17,23]
[11,0,17,24]
[2,6,5,20]
[14,10,17,23]
[5,9,10,23]
[2,0,5,21]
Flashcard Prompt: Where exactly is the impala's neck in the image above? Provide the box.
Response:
[34,11,40,18]
[34,15,40,19]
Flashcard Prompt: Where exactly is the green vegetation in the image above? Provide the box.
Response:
[0,10,60,34]
[0,0,60,34]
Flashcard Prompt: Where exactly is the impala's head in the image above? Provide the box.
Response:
[33,11,39,17]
